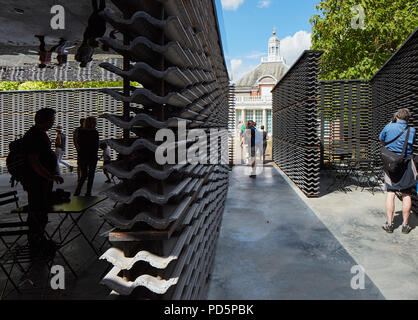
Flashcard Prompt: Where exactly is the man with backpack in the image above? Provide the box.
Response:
[379,108,416,234]
[22,108,64,253]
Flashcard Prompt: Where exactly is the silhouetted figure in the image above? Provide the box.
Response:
[73,118,85,180]
[74,117,99,196]
[23,108,63,253]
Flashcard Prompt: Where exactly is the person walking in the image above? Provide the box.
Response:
[99,141,113,183]
[243,121,252,165]
[55,125,73,173]
[260,125,268,163]
[73,118,85,180]
[379,108,417,234]
[248,120,257,178]
[74,117,99,196]
[23,108,64,253]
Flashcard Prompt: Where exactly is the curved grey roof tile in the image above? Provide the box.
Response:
[99,112,191,129]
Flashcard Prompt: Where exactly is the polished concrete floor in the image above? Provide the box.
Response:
[207,165,384,299]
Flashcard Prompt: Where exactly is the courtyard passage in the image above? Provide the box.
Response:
[207,165,384,299]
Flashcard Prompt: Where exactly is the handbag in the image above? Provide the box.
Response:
[381,126,410,173]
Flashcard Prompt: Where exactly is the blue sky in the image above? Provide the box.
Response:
[215,0,321,82]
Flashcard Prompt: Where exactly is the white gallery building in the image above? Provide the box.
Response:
[234,30,289,134]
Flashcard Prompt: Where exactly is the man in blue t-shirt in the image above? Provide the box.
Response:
[378,108,416,234]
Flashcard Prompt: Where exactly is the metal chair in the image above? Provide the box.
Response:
[90,202,117,253]
[0,191,77,299]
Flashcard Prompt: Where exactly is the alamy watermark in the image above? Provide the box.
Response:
[154,121,265,175]
[350,265,365,290]
[350,5,366,30]
[50,5,65,30]
[50,265,65,290]
[155,121,229,165]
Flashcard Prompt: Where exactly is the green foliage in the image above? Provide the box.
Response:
[0,81,141,91]
[0,81,23,91]
[310,0,418,80]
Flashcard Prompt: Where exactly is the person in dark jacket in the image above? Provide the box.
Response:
[23,108,64,253]
[73,118,85,180]
[74,117,99,196]
[249,120,257,178]
[378,108,417,234]
[260,125,268,163]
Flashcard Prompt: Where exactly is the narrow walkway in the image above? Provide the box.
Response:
[207,165,384,299]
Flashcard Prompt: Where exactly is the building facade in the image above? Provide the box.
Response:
[234,30,288,134]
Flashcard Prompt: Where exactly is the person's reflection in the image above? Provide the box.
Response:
[75,0,107,67]
[55,40,75,66]
[35,35,65,68]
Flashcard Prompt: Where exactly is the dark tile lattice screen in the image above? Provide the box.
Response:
[228,85,236,165]
[0,88,123,160]
[273,28,417,199]
[0,58,123,81]
[371,28,418,156]
[370,28,418,210]
[318,79,371,166]
[272,50,323,197]
[96,0,231,299]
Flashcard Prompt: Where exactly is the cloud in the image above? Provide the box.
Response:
[244,51,265,59]
[221,0,244,10]
[230,58,242,73]
[229,58,257,83]
[280,30,312,66]
[257,1,271,8]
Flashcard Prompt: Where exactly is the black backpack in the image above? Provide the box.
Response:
[381,127,410,173]
[6,138,28,187]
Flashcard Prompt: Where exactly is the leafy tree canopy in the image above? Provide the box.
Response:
[310,0,418,80]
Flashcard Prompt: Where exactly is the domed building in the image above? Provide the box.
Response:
[234,29,289,134]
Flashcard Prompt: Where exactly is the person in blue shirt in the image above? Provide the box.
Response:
[378,108,417,234]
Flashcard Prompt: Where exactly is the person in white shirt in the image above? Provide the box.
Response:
[99,142,113,183]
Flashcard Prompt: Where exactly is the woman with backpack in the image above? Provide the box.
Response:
[378,108,417,234]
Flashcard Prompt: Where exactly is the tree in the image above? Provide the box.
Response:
[310,0,418,80]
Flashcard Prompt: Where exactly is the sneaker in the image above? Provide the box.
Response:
[249,175,256,179]
[402,224,412,234]
[382,222,394,233]
[105,179,111,183]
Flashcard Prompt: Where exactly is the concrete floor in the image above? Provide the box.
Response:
[207,165,384,300]
[300,171,418,300]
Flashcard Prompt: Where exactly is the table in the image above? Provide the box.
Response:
[13,196,108,257]
[327,152,356,193]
